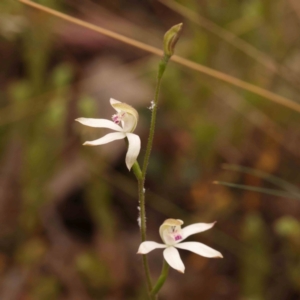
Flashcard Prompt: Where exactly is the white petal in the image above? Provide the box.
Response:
[83,132,125,146]
[122,113,137,132]
[175,242,223,258]
[137,241,166,254]
[110,98,121,110]
[181,222,216,241]
[163,247,185,273]
[76,118,123,131]
[125,133,141,170]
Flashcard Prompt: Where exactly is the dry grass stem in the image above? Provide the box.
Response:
[19,0,300,113]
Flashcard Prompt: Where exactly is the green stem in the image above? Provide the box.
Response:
[132,161,143,180]
[132,54,171,299]
[132,161,154,297]
[150,259,170,297]
[142,55,170,179]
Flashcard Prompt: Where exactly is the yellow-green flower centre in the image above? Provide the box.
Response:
[159,219,184,245]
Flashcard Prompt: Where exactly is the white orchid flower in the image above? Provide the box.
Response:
[137,219,223,273]
[76,98,140,170]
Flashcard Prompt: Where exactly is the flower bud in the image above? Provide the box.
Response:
[163,23,183,57]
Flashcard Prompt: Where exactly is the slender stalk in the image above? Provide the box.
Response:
[132,161,154,296]
[132,161,143,180]
[131,55,170,299]
[150,259,170,297]
[142,55,170,178]
[140,55,170,299]
[132,22,180,297]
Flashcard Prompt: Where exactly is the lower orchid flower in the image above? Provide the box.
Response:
[76,98,141,170]
[137,219,223,273]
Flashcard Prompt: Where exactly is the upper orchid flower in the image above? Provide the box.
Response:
[76,98,140,170]
[137,219,223,273]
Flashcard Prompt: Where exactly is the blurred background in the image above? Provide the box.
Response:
[1,0,300,299]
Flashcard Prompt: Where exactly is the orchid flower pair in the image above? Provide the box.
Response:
[76,98,140,170]
[76,99,223,273]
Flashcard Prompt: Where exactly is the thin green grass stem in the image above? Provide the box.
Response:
[222,164,300,196]
[214,181,300,200]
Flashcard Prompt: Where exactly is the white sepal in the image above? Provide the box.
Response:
[175,242,223,258]
[83,132,125,146]
[163,247,185,273]
[181,222,216,241]
[125,133,141,170]
[137,241,166,254]
[76,118,123,131]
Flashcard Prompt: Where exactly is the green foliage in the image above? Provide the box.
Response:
[78,95,97,118]
[274,217,300,291]
[240,213,271,300]
[275,216,300,238]
[76,251,110,295]
[15,238,47,266]
[30,276,61,300]
[86,176,116,238]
